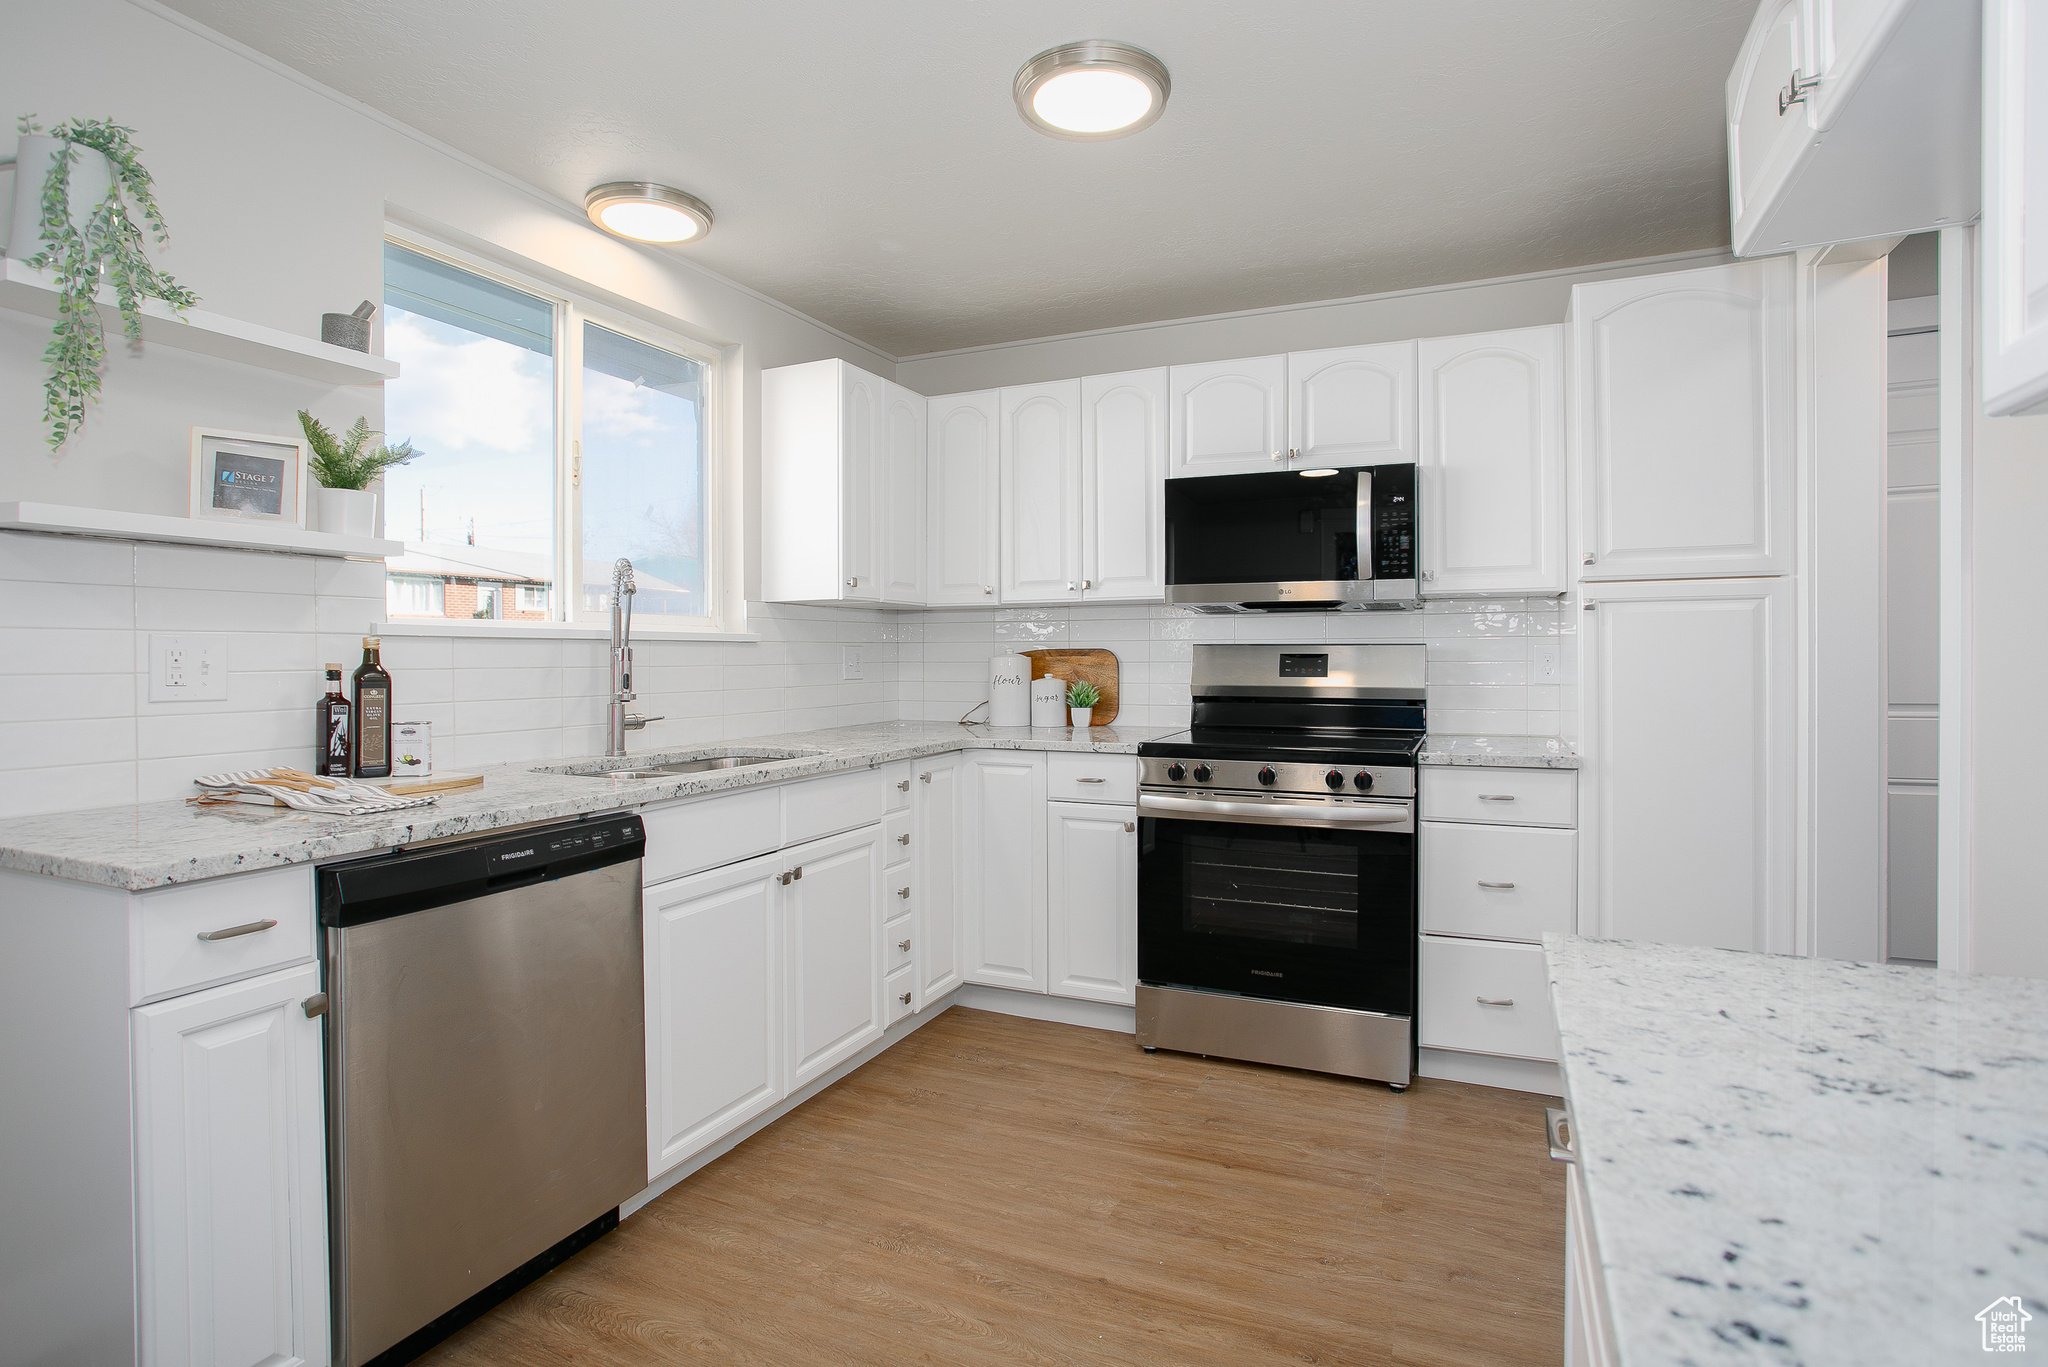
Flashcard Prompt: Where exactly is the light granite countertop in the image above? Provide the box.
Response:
[1418,734,1579,769]
[0,721,1171,893]
[1546,934,2048,1365]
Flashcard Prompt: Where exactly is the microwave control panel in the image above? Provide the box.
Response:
[1369,464,1416,581]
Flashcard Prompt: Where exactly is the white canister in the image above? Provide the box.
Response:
[988,653,1031,727]
[1030,677,1067,728]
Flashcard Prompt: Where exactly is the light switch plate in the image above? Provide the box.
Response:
[149,633,229,702]
[841,646,864,681]
[1532,644,1561,683]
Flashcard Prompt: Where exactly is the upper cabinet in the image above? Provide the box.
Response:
[1286,342,1418,470]
[762,358,925,608]
[1418,325,1564,598]
[1571,258,1797,581]
[1079,369,1168,602]
[1000,381,1085,603]
[1984,0,2048,415]
[1725,0,1979,256]
[1169,355,1287,477]
[926,391,1001,604]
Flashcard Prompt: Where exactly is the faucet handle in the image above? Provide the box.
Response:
[624,713,663,731]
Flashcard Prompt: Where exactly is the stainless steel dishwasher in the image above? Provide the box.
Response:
[318,813,647,1367]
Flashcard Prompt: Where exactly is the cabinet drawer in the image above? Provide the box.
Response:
[883,761,913,812]
[883,809,913,866]
[885,963,917,1022]
[784,767,886,846]
[885,916,914,974]
[1419,936,1558,1062]
[1422,766,1576,827]
[133,865,316,1005]
[1421,821,1576,943]
[1047,753,1137,804]
[642,785,782,885]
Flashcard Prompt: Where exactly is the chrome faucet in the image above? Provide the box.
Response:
[607,558,662,757]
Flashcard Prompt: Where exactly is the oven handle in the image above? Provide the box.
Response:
[1137,792,1413,832]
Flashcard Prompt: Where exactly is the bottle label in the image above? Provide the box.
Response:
[324,708,350,775]
[360,687,388,771]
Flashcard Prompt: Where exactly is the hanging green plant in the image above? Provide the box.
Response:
[297,411,419,491]
[16,115,198,449]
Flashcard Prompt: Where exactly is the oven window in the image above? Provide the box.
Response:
[1183,828,1359,948]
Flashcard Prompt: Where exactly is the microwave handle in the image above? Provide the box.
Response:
[1356,468,1374,583]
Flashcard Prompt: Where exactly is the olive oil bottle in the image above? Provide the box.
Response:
[351,637,393,779]
[316,664,352,778]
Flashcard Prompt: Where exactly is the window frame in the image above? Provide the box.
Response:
[380,228,733,636]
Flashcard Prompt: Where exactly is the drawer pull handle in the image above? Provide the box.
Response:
[900,991,913,1006]
[898,886,911,899]
[1477,881,1516,890]
[1476,996,1515,1007]
[197,918,278,942]
[302,993,328,1019]
[898,833,911,846]
[1076,776,1106,784]
[897,779,910,791]
[1477,794,1516,802]
[898,939,912,953]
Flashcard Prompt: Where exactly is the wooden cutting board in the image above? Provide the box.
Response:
[1022,648,1120,726]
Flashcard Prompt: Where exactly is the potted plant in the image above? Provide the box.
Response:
[297,411,418,537]
[1065,680,1102,729]
[9,116,197,449]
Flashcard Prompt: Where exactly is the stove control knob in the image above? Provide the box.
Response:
[1324,768,1344,790]
[1191,764,1213,783]
[1257,766,1277,787]
[1166,762,1187,782]
[1353,770,1375,791]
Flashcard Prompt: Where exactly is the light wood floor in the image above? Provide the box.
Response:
[417,1008,1565,1367]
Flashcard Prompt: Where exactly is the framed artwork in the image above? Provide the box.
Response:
[188,427,308,526]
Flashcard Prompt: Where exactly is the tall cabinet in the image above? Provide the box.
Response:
[925,391,1001,605]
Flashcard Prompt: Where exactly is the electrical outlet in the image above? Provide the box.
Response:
[149,634,229,702]
[841,646,864,681]
[1532,644,1562,683]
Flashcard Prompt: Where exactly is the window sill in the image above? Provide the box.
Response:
[377,618,761,643]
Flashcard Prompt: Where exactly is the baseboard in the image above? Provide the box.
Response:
[953,983,1138,1034]
[1418,1046,1560,1096]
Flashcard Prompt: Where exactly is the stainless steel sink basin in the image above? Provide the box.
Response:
[543,751,818,781]
[640,755,785,775]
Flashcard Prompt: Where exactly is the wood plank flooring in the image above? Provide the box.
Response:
[416,1007,1566,1367]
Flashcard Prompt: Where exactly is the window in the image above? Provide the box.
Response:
[379,238,723,629]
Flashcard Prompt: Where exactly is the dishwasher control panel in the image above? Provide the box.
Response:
[489,818,642,875]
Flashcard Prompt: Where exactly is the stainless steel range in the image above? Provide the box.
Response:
[1135,643,1425,1089]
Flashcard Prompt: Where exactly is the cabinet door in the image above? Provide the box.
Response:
[133,963,327,1367]
[1418,325,1563,597]
[926,391,1001,605]
[1579,578,1796,953]
[1725,0,1815,255]
[882,383,926,604]
[1572,257,1796,580]
[840,366,884,601]
[785,825,884,1089]
[1168,355,1287,477]
[1985,0,2048,415]
[1080,368,1167,602]
[914,753,964,1005]
[1046,802,1137,1005]
[962,751,1048,991]
[1809,0,1912,129]
[645,854,783,1179]
[1001,380,1084,603]
[1286,341,1417,470]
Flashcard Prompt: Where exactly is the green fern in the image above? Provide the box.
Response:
[297,410,419,491]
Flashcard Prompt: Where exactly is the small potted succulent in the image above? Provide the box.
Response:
[297,410,418,537]
[1065,680,1102,729]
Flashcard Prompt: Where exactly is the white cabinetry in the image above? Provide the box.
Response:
[1079,369,1168,602]
[1169,355,1288,476]
[1564,1155,1620,1367]
[1571,257,1797,581]
[882,384,926,602]
[1984,0,2048,414]
[1046,802,1139,1005]
[962,750,1050,991]
[1418,325,1564,597]
[914,754,965,1005]
[1579,577,1797,953]
[1000,381,1084,603]
[133,962,329,1367]
[785,825,885,1089]
[926,390,1001,603]
[1286,342,1417,470]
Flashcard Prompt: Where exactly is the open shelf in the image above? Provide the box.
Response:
[0,501,403,560]
[0,258,399,386]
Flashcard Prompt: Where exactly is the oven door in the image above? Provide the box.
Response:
[1136,791,1415,1015]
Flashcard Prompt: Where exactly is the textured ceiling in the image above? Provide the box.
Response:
[163,0,1754,356]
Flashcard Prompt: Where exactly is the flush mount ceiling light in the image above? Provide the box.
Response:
[584,183,714,244]
[1013,40,1170,140]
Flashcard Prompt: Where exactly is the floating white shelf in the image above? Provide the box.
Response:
[0,258,399,386]
[0,501,403,560]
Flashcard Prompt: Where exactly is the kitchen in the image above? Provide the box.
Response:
[0,3,2043,1365]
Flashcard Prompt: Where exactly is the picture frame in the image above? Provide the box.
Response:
[188,427,308,527]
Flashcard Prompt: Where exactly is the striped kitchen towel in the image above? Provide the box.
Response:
[192,768,440,816]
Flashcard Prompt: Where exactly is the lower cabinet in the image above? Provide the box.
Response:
[1417,936,1560,1062]
[132,961,329,1367]
[1564,1154,1619,1366]
[1046,801,1138,1005]
[913,753,965,1005]
[962,751,1049,991]
[786,826,886,1089]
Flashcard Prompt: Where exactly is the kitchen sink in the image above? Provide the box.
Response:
[541,750,821,781]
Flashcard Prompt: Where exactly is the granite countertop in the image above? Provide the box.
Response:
[0,720,1171,893]
[1545,934,2048,1365]
[1419,734,1579,768]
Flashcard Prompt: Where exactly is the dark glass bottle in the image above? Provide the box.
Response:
[351,637,392,779]
[316,664,352,778]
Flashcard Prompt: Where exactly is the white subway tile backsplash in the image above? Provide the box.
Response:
[0,580,134,630]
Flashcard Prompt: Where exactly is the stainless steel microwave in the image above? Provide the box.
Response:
[1163,464,1419,612]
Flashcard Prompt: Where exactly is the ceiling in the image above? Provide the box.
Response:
[164,0,1756,357]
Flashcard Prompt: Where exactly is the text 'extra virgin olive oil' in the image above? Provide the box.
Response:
[316,664,352,778]
[351,637,392,779]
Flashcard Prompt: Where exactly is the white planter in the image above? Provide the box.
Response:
[315,487,377,538]
[7,135,115,262]
[1069,706,1093,729]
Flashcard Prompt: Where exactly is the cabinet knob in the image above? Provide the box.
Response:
[1066,580,1075,590]
[898,939,912,953]
[900,991,913,1006]
[1270,450,1284,460]
[1289,448,1300,459]
[920,771,932,783]
[779,871,792,885]
[301,993,328,1019]
[984,586,993,594]
[1582,552,1595,565]
[1080,579,1092,590]
[898,833,911,846]
[792,865,804,880]
[847,577,859,588]
[1583,601,1597,612]
[898,886,911,898]
[897,779,910,791]
[1125,821,1135,833]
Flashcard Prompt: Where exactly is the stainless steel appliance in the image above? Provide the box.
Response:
[319,814,648,1367]
[1136,644,1425,1087]
[1163,464,1419,612]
